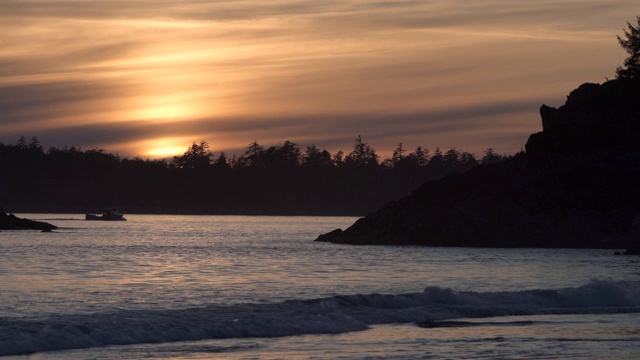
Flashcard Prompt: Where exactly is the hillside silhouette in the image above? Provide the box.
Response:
[317,18,640,248]
[316,76,640,248]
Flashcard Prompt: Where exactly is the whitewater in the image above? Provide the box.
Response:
[1,215,639,359]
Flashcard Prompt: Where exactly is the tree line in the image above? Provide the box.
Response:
[0,135,512,215]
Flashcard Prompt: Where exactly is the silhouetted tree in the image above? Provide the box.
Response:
[16,136,28,149]
[459,151,479,168]
[444,147,461,168]
[172,141,212,170]
[28,136,43,153]
[269,141,301,168]
[616,16,640,79]
[481,148,512,164]
[383,143,407,168]
[407,146,429,167]
[332,150,345,167]
[212,152,231,170]
[482,148,498,164]
[303,145,321,165]
[303,145,333,168]
[429,147,443,166]
[0,135,512,215]
[236,141,265,169]
[391,142,406,163]
[345,135,378,168]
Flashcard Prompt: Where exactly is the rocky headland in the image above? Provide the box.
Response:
[0,207,57,231]
[317,77,640,248]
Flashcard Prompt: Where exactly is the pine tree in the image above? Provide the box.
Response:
[616,16,640,79]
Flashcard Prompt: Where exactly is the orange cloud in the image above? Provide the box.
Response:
[0,1,635,158]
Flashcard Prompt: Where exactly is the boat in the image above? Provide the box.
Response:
[85,209,127,221]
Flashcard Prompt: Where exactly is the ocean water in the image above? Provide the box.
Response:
[1,214,639,359]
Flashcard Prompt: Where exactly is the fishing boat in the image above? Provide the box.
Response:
[85,209,127,221]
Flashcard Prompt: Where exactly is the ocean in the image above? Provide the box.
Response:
[1,214,639,359]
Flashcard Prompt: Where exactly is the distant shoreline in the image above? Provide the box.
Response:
[8,207,364,217]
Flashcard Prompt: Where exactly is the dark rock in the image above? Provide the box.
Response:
[316,77,640,248]
[315,228,344,243]
[539,104,558,132]
[0,207,57,231]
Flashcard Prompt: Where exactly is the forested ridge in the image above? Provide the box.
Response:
[0,136,510,215]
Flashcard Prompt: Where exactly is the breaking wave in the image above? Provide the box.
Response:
[2,279,639,356]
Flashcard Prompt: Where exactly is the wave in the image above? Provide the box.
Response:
[2,279,639,356]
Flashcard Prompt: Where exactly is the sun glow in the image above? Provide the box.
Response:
[0,0,632,157]
[146,146,186,158]
[133,137,192,159]
[132,94,205,121]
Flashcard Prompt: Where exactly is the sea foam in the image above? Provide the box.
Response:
[2,279,639,356]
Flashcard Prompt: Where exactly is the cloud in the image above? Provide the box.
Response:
[6,95,540,159]
[0,0,635,159]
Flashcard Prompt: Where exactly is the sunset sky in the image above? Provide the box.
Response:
[1,1,637,159]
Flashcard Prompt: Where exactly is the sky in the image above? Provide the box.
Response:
[1,1,637,159]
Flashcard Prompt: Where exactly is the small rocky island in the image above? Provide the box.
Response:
[317,77,640,248]
[0,207,57,231]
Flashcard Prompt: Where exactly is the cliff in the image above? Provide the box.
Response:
[316,77,640,248]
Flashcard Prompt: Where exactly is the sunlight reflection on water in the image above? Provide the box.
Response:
[1,214,639,318]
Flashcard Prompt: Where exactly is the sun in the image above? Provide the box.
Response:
[137,137,192,159]
[146,146,186,158]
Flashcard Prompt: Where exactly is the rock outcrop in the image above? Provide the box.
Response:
[0,207,57,231]
[316,77,640,248]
